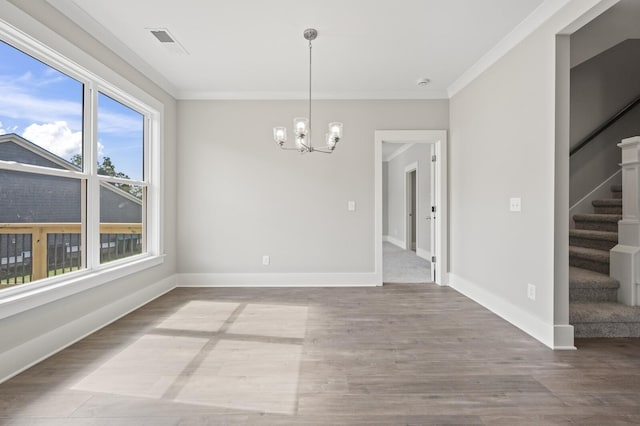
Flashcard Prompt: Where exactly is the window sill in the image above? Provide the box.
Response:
[0,254,165,320]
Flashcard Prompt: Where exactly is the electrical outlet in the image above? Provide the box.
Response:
[348,201,356,211]
[510,197,522,212]
[262,255,270,266]
[527,283,536,301]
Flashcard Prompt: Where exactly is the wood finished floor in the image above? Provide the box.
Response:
[1,284,640,425]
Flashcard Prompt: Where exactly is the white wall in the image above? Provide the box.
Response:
[448,0,607,348]
[570,39,640,205]
[384,144,431,256]
[0,0,177,381]
[177,100,448,281]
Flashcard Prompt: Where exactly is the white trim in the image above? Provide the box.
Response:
[448,0,571,97]
[375,130,448,286]
[448,273,554,349]
[177,273,378,287]
[417,248,430,261]
[0,255,164,320]
[384,235,405,249]
[0,274,176,384]
[177,90,450,101]
[553,325,576,350]
[383,143,415,162]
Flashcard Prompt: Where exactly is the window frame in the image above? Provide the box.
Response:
[0,13,164,316]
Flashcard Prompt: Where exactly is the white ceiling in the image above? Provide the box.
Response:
[48,0,550,100]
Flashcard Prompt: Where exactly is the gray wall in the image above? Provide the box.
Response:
[177,100,448,274]
[570,39,640,205]
[384,144,431,254]
[570,0,640,67]
[0,0,177,380]
[448,0,600,346]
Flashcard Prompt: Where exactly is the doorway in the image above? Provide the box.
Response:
[375,130,447,286]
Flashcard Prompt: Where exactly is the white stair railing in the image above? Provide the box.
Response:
[611,136,640,306]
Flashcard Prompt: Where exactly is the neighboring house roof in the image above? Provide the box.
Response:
[0,133,142,224]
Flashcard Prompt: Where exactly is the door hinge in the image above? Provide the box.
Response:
[431,206,436,213]
[431,155,436,162]
[431,256,436,263]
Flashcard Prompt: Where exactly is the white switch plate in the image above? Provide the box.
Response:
[262,255,270,266]
[348,201,356,211]
[510,197,521,212]
[527,283,536,300]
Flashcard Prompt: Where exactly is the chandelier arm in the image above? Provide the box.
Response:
[279,146,301,151]
[312,148,333,154]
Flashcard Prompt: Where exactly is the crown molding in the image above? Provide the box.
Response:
[447,0,571,98]
[176,89,450,101]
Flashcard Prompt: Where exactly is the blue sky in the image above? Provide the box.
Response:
[0,41,143,180]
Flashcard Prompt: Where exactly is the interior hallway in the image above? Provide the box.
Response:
[1,285,640,424]
[383,241,432,283]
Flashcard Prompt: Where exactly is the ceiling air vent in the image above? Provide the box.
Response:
[147,28,189,55]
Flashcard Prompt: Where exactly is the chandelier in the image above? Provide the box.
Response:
[273,28,343,154]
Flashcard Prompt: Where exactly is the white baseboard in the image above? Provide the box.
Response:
[553,325,576,350]
[177,272,379,287]
[417,248,430,261]
[383,235,405,249]
[0,274,176,384]
[448,273,554,349]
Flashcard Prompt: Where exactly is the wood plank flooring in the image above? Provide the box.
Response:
[1,284,640,425]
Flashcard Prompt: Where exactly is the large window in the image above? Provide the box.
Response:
[0,34,158,292]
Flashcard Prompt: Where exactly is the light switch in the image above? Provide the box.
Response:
[348,201,356,211]
[510,197,521,212]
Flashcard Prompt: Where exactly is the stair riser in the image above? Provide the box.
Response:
[569,237,617,251]
[570,288,617,303]
[593,206,622,215]
[574,323,640,338]
[569,257,609,275]
[574,221,618,232]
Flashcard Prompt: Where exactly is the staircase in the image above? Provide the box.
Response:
[569,185,640,337]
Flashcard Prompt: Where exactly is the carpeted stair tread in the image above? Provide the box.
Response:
[569,267,619,290]
[573,213,622,223]
[569,246,610,262]
[592,199,622,207]
[570,302,640,324]
[568,229,618,242]
[610,184,622,193]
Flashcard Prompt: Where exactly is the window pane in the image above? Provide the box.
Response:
[100,183,144,263]
[97,93,144,181]
[0,41,84,170]
[0,170,83,287]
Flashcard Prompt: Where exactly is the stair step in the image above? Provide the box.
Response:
[573,213,621,232]
[592,198,622,214]
[569,229,618,251]
[611,184,622,199]
[569,267,619,302]
[570,302,640,337]
[569,246,610,274]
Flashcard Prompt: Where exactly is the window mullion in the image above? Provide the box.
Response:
[86,84,101,270]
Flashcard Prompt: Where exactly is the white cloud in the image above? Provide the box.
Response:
[22,121,81,161]
[0,121,5,134]
[0,76,82,130]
